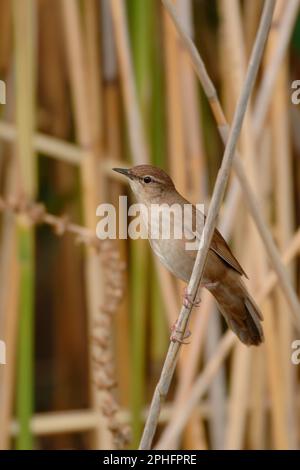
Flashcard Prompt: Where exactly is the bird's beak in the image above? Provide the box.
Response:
[113,168,132,179]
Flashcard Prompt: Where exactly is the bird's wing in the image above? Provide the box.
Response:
[189,205,248,278]
[210,227,248,278]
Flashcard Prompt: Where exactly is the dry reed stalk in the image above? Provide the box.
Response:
[258,231,300,301]
[161,331,236,447]
[130,0,159,445]
[109,0,151,444]
[173,0,208,449]
[156,225,300,446]
[290,107,300,153]
[0,67,19,450]
[270,58,297,446]
[9,400,217,437]
[162,0,300,330]
[176,0,207,202]
[218,0,256,450]
[101,0,130,409]
[82,0,130,448]
[162,0,186,195]
[0,13,241,445]
[225,345,252,449]
[244,0,263,56]
[0,155,19,450]
[13,0,37,449]
[38,0,71,139]
[151,298,209,448]
[203,310,226,450]
[38,2,84,449]
[109,1,190,444]
[61,0,112,448]
[259,2,297,449]
[162,0,188,319]
[109,0,148,165]
[248,129,272,449]
[267,7,298,447]
[83,0,103,146]
[109,0,179,317]
[139,0,275,449]
[0,0,11,75]
[0,196,121,254]
[155,261,180,326]
[253,0,300,136]
[155,213,246,449]
[189,0,296,448]
[164,0,298,255]
[234,159,300,323]
[11,410,102,436]
[182,414,208,451]
[263,296,290,448]
[156,290,213,449]
[219,0,285,450]
[192,5,225,448]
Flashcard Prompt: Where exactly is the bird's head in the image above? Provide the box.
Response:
[113,165,175,203]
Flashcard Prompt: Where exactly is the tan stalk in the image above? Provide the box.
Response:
[162,0,186,195]
[270,58,297,446]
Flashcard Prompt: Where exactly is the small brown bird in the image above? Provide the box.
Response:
[113,164,264,346]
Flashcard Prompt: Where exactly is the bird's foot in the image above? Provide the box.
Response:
[182,287,201,308]
[170,321,192,344]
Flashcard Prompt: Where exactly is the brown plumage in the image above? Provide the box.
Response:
[113,164,264,346]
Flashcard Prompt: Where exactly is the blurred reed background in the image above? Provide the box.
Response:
[0,0,300,450]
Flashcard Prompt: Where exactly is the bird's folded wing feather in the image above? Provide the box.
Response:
[189,205,248,279]
[210,228,248,278]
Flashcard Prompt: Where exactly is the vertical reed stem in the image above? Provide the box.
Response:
[13,0,36,449]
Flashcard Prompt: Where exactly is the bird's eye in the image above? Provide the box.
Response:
[143,176,152,184]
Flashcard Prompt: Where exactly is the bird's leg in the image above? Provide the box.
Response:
[182,287,201,309]
[170,320,191,344]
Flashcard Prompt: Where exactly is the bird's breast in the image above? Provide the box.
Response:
[141,201,209,283]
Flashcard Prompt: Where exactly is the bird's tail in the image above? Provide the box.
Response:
[209,278,264,346]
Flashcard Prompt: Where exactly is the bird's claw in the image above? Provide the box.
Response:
[170,322,192,344]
